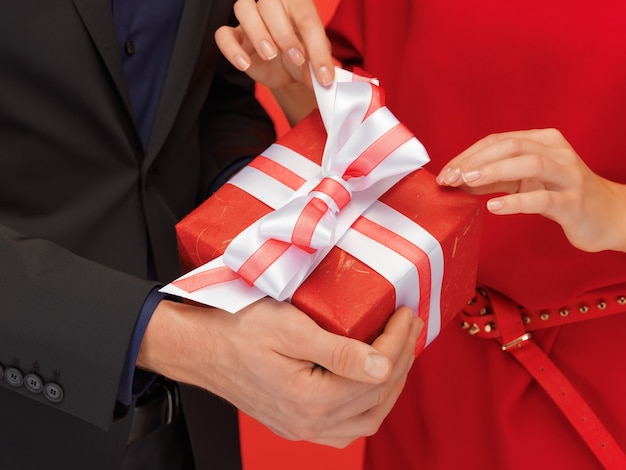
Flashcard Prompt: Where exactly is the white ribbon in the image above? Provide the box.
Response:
[161,66,434,318]
[222,67,428,300]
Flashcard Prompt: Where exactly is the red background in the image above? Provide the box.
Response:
[240,1,364,468]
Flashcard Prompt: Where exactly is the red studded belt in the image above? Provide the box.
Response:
[461,286,626,470]
[461,286,626,340]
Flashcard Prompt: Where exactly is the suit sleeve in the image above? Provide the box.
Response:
[0,225,159,429]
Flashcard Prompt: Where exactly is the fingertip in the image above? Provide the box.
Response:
[286,47,306,66]
[259,39,277,60]
[317,65,334,86]
[398,305,416,321]
[233,54,251,71]
[414,316,425,337]
[437,167,461,186]
[487,199,505,212]
[364,352,390,380]
[436,167,450,185]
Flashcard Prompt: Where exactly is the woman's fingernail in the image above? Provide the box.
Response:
[487,199,504,212]
[260,40,277,60]
[443,168,461,185]
[318,66,333,86]
[437,168,451,185]
[364,353,389,379]
[462,170,481,183]
[234,54,250,71]
[287,47,305,66]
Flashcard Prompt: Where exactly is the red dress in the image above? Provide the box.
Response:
[327,1,626,468]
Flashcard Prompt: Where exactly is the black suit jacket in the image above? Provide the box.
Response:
[0,0,275,468]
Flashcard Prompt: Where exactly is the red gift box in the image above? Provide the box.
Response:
[174,110,483,347]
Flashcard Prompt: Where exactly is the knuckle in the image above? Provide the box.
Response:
[463,154,481,171]
[360,413,384,437]
[329,342,353,374]
[302,400,330,422]
[331,438,355,449]
[280,389,331,421]
[272,29,295,46]
[284,416,325,441]
[375,387,391,407]
[542,127,563,141]
[501,136,525,155]
[483,132,501,147]
[533,191,556,215]
[525,153,546,174]
[364,421,383,437]
[290,425,319,442]
[296,11,322,32]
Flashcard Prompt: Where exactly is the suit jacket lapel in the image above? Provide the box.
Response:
[72,0,215,164]
[144,0,215,165]
[72,0,136,124]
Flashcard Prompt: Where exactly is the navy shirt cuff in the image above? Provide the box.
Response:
[116,158,254,406]
[116,287,165,405]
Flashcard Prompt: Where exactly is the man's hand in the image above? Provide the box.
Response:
[138,298,422,447]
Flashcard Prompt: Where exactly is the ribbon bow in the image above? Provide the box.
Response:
[163,66,430,311]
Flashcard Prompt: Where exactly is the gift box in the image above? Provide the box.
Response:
[171,125,482,350]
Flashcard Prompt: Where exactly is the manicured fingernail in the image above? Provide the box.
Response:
[260,40,277,60]
[287,47,305,66]
[443,168,461,185]
[462,170,481,183]
[487,199,504,212]
[437,168,451,185]
[318,66,333,86]
[234,54,250,71]
[364,353,389,379]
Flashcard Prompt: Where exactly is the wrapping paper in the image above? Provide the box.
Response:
[163,67,483,348]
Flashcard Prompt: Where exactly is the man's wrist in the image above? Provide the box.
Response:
[116,287,164,405]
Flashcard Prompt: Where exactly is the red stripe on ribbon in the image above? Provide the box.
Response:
[312,177,351,210]
[349,72,384,121]
[363,83,385,121]
[237,238,292,286]
[292,198,327,253]
[343,123,414,180]
[171,266,240,293]
[248,155,306,190]
[351,216,432,329]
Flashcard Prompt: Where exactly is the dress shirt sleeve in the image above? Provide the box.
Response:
[116,287,164,406]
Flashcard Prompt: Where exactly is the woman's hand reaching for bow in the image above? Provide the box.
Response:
[436,128,626,253]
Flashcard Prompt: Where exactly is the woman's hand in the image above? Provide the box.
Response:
[215,0,334,88]
[215,0,334,124]
[436,128,626,253]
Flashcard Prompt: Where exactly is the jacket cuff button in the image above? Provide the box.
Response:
[5,367,24,387]
[43,382,64,403]
[24,373,44,394]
